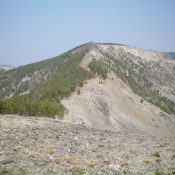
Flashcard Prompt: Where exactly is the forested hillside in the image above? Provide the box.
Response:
[0,49,94,117]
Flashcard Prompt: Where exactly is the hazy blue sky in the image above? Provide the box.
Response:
[0,0,175,66]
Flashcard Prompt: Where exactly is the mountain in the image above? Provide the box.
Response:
[0,65,14,73]
[168,52,175,59]
[0,42,175,136]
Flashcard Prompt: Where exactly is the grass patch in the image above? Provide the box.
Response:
[153,151,160,157]
[71,166,86,174]
[0,167,15,175]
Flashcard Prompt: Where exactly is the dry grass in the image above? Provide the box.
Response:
[45,147,56,155]
[98,144,105,148]
[71,166,87,174]
[55,155,77,165]
[85,160,99,168]
[96,154,103,159]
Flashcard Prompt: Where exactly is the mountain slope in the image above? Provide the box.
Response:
[0,48,93,98]
[80,44,175,113]
[0,65,14,73]
[62,44,175,136]
[0,46,94,117]
[62,75,175,137]
[98,44,175,113]
[0,42,175,136]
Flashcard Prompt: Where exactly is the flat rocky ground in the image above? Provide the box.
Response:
[0,115,175,175]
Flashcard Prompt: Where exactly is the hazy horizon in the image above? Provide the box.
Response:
[1,0,175,67]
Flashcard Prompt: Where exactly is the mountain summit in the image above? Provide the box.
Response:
[0,42,175,136]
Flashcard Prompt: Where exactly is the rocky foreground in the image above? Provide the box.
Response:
[0,115,175,175]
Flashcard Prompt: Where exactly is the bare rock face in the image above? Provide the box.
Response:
[0,115,175,174]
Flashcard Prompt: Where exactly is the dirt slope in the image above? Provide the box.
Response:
[62,74,175,137]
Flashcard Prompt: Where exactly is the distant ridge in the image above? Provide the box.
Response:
[0,65,14,72]
[168,52,175,59]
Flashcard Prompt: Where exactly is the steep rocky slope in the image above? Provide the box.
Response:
[62,75,175,137]
[62,43,175,136]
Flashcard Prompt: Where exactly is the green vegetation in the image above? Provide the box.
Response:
[100,50,175,115]
[0,97,65,118]
[0,167,15,175]
[155,170,162,175]
[153,151,160,157]
[88,59,108,79]
[0,168,9,175]
[71,167,87,174]
[0,51,94,118]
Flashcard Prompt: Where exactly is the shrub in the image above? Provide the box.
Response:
[155,170,162,175]
[153,151,160,157]
[89,59,108,79]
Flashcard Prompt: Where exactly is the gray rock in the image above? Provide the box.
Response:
[0,158,14,165]
[0,115,175,174]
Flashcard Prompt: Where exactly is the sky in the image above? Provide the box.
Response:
[0,0,175,67]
